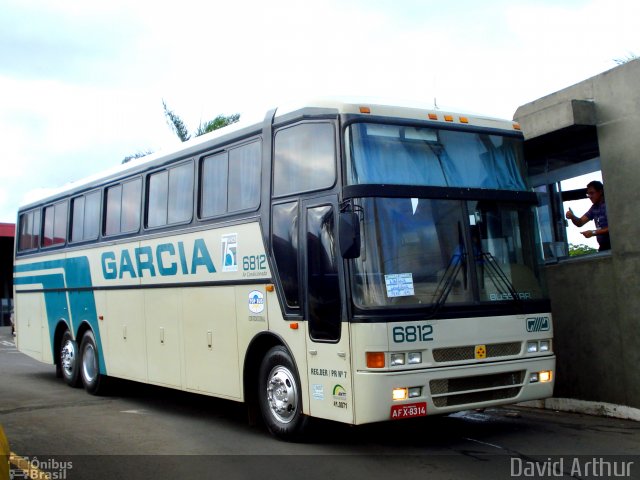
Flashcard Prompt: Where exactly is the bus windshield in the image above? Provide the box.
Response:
[350,197,547,309]
[346,122,527,190]
[345,121,545,311]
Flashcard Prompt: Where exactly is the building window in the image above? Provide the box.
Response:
[531,166,605,260]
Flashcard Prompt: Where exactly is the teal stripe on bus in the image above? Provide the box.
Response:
[14,258,106,374]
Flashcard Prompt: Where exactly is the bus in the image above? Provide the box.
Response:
[13,100,555,439]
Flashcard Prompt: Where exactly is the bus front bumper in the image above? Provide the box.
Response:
[352,356,555,425]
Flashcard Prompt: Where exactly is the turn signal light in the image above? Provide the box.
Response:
[366,352,385,368]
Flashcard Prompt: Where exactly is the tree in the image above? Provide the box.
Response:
[122,150,154,164]
[163,100,240,142]
[568,243,597,257]
[122,102,241,163]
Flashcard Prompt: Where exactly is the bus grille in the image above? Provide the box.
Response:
[432,342,521,362]
[429,370,525,408]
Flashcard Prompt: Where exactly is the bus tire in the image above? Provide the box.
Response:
[79,330,107,395]
[60,329,81,387]
[258,346,308,440]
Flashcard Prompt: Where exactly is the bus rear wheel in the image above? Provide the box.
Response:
[60,330,81,387]
[79,330,107,395]
[258,346,308,440]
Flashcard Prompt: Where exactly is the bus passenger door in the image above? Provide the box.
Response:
[302,197,353,423]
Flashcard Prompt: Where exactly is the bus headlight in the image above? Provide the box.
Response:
[530,370,553,383]
[407,352,422,364]
[527,341,538,353]
[408,387,422,398]
[539,340,551,352]
[392,387,422,401]
[390,353,405,366]
[392,388,408,401]
[539,371,552,383]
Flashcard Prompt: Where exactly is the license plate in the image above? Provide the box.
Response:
[390,402,427,419]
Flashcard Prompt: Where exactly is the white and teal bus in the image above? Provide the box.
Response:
[14,100,554,439]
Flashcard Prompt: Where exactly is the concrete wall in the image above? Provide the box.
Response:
[515,59,640,408]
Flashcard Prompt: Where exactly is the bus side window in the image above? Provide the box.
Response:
[18,209,41,251]
[105,178,142,236]
[273,123,336,197]
[42,201,67,247]
[307,205,341,341]
[272,201,300,309]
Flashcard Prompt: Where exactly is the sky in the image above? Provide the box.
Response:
[0,0,639,224]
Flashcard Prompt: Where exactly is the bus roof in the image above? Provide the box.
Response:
[18,99,520,212]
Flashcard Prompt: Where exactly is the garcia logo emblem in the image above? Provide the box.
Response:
[221,233,238,272]
[526,316,550,332]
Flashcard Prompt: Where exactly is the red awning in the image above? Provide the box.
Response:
[0,223,15,238]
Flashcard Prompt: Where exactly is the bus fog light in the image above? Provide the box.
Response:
[407,352,422,364]
[390,353,405,366]
[529,372,539,383]
[539,371,552,383]
[527,341,538,353]
[392,388,408,401]
[408,387,421,398]
[539,340,551,352]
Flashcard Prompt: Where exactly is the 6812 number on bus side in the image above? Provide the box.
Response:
[392,324,434,343]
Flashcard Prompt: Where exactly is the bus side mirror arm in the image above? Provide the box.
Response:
[339,211,361,259]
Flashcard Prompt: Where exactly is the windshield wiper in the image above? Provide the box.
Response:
[426,250,465,318]
[479,252,523,306]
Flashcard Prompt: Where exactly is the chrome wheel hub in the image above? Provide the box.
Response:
[82,343,98,384]
[266,366,298,424]
[61,340,76,376]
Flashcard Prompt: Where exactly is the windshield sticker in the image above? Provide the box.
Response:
[385,273,415,298]
[221,233,238,272]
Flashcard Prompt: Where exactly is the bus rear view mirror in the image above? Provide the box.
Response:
[339,211,361,259]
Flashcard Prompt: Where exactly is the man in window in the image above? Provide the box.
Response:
[565,180,610,251]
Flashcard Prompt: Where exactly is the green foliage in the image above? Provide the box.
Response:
[122,150,154,164]
[123,102,241,163]
[163,100,240,142]
[195,114,241,137]
[568,243,597,257]
[163,100,191,142]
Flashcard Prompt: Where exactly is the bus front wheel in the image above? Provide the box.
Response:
[258,346,308,440]
[79,330,106,395]
[60,330,81,387]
